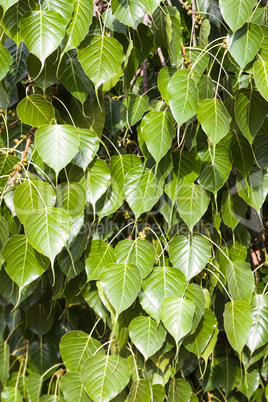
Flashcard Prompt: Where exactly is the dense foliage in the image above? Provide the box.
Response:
[0,0,268,400]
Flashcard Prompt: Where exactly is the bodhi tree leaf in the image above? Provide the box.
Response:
[223,300,253,356]
[140,266,187,323]
[221,190,247,230]
[56,182,86,218]
[161,297,196,344]
[167,378,192,402]
[227,24,262,70]
[140,111,175,164]
[17,95,55,127]
[169,235,211,281]
[167,69,199,128]
[115,239,156,279]
[41,0,74,25]
[176,183,210,232]
[78,35,124,91]
[219,0,257,32]
[19,11,66,67]
[85,239,115,281]
[253,60,268,102]
[35,125,80,175]
[73,128,99,171]
[3,235,48,291]
[62,0,93,53]
[111,0,146,29]
[0,43,11,80]
[197,99,231,144]
[100,263,141,318]
[235,89,268,143]
[24,207,72,265]
[61,372,92,402]
[246,294,268,352]
[129,316,166,361]
[13,181,56,224]
[81,355,130,402]
[84,159,111,209]
[226,262,254,302]
[121,95,149,127]
[60,330,104,372]
[128,380,151,402]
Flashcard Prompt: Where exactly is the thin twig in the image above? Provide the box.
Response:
[166,0,172,6]
[191,0,197,47]
[130,66,142,88]
[157,47,167,67]
[143,59,148,93]
[0,119,20,131]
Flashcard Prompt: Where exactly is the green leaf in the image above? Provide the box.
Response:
[161,297,196,344]
[238,370,260,399]
[185,283,206,332]
[167,378,192,401]
[95,176,124,219]
[127,380,151,402]
[35,124,80,175]
[20,11,66,67]
[246,294,268,352]
[41,0,74,24]
[140,0,161,14]
[73,128,99,171]
[158,66,177,104]
[124,166,164,218]
[115,239,156,279]
[27,303,55,335]
[26,373,43,402]
[236,168,268,213]
[227,24,262,69]
[3,235,48,292]
[0,43,11,80]
[25,207,72,264]
[78,35,124,90]
[104,98,124,135]
[1,387,23,402]
[176,183,210,232]
[0,0,18,14]
[61,372,92,402]
[227,262,254,302]
[56,182,86,218]
[111,0,146,29]
[27,51,65,91]
[100,263,141,317]
[85,159,111,208]
[60,330,104,372]
[14,181,56,224]
[169,235,211,281]
[81,355,130,402]
[222,131,254,177]
[129,316,166,361]
[62,0,93,53]
[61,52,93,104]
[198,145,232,194]
[85,240,115,281]
[165,151,201,203]
[140,111,175,164]
[219,0,257,32]
[199,18,211,47]
[152,384,165,402]
[28,341,59,376]
[121,95,149,127]
[0,340,10,382]
[235,89,268,143]
[167,69,199,128]
[223,300,253,356]
[221,190,247,230]
[197,98,231,144]
[253,60,268,101]
[0,216,9,251]
[16,94,55,127]
[140,266,187,323]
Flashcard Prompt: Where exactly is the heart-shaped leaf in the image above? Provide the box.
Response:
[56,182,86,218]
[246,294,268,352]
[17,94,55,127]
[219,0,256,32]
[115,239,156,279]
[169,235,211,281]
[111,0,146,29]
[227,262,254,302]
[223,300,253,356]
[35,124,80,175]
[129,316,166,361]
[25,207,72,264]
[100,263,142,317]
[253,60,268,102]
[85,240,115,281]
[161,297,196,344]
[3,235,48,292]
[0,43,11,80]
[61,372,92,402]
[60,330,104,372]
